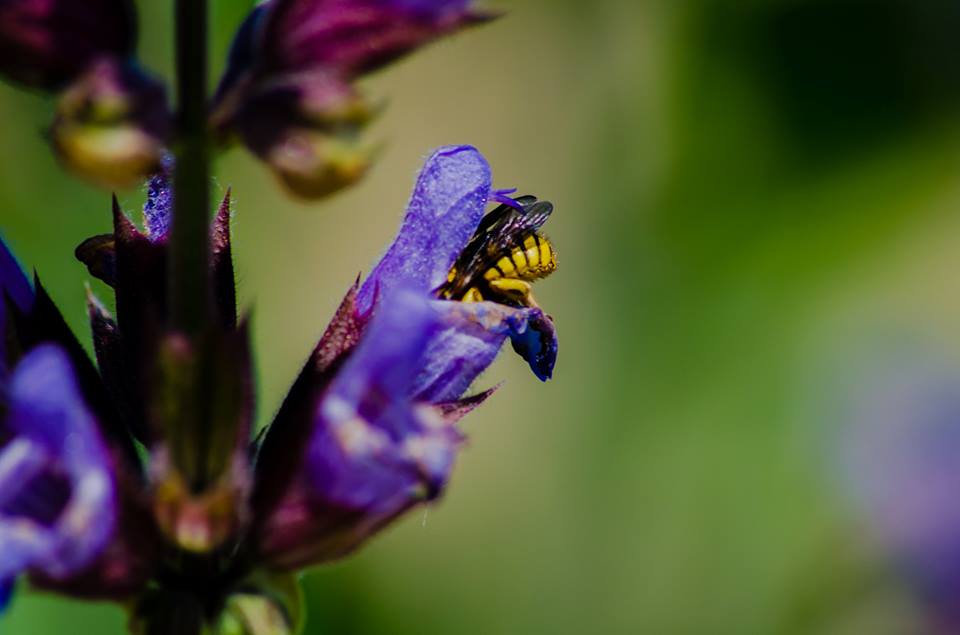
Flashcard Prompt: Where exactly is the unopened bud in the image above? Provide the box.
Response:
[211,0,494,199]
[265,130,376,199]
[0,0,136,90]
[50,58,170,188]
[213,574,303,635]
[151,448,250,553]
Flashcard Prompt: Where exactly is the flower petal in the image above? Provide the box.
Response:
[142,157,173,242]
[386,0,475,15]
[0,345,116,581]
[0,236,33,378]
[310,288,443,509]
[257,0,485,78]
[258,290,462,568]
[0,236,32,312]
[357,145,491,313]
[413,300,558,402]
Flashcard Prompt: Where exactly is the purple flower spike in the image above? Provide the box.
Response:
[0,0,137,90]
[0,345,116,585]
[357,145,492,313]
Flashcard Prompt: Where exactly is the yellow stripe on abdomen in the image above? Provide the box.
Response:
[540,239,555,272]
[523,235,540,268]
[511,248,528,272]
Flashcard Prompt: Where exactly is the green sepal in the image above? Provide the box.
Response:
[209,572,304,635]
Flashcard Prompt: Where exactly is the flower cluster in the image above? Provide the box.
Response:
[0,1,559,632]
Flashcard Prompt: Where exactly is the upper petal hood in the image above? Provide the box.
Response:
[357,145,492,313]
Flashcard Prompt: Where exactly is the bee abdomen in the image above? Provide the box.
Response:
[513,233,556,280]
[481,233,557,283]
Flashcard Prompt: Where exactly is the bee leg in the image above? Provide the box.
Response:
[461,287,484,303]
[488,278,537,307]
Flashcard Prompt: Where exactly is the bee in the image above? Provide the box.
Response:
[437,195,557,308]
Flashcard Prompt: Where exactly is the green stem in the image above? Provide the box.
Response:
[170,0,210,334]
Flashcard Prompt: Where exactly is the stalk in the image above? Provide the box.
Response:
[170,0,210,333]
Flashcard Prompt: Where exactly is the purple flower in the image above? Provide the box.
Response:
[0,238,156,606]
[843,361,960,632]
[252,145,558,568]
[356,145,559,386]
[0,345,116,584]
[254,288,461,568]
[0,0,555,627]
[211,0,495,198]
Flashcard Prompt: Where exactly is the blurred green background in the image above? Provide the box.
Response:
[4,0,960,632]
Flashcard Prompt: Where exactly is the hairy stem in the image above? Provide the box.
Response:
[170,0,210,333]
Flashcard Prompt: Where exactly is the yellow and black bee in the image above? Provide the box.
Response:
[437,195,557,308]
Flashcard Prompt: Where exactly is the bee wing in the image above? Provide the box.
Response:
[470,196,536,239]
[500,200,553,236]
[443,197,554,293]
[480,200,554,259]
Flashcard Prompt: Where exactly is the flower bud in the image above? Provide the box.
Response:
[213,574,302,635]
[147,329,253,553]
[212,0,494,198]
[0,0,137,90]
[50,58,171,189]
[214,71,377,199]
[261,128,376,199]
